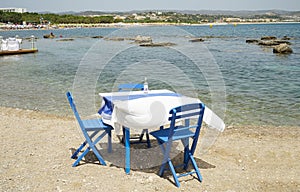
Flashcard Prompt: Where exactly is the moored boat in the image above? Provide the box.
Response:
[0,49,38,56]
[0,35,38,56]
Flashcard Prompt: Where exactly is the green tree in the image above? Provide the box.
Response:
[0,11,22,24]
[22,12,40,24]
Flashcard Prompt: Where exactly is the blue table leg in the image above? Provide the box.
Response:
[124,127,130,174]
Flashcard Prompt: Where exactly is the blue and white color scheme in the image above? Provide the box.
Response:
[99,89,225,132]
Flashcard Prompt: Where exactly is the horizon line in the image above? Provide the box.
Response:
[31,9,300,14]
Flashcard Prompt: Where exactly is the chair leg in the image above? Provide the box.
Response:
[121,127,126,144]
[168,159,180,187]
[189,153,203,182]
[107,130,112,153]
[181,138,190,170]
[158,141,172,177]
[157,140,167,175]
[73,130,109,167]
[73,145,106,166]
[71,131,99,159]
[71,141,86,159]
[138,129,145,142]
[158,161,167,177]
[88,131,109,166]
[121,128,151,148]
[140,129,151,148]
[72,147,90,167]
[146,131,151,148]
[90,144,107,166]
[158,141,180,187]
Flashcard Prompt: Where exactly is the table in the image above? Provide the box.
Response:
[98,89,225,174]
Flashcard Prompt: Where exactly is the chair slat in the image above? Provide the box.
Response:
[168,111,201,121]
[118,83,144,92]
[173,125,198,132]
[171,103,202,113]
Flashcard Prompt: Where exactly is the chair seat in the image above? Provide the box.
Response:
[150,127,194,143]
[82,119,112,130]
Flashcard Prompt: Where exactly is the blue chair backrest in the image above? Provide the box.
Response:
[168,103,205,148]
[118,83,144,92]
[66,92,85,131]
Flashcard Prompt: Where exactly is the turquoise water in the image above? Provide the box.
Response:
[0,23,299,127]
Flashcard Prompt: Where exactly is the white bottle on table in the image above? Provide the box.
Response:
[144,77,149,93]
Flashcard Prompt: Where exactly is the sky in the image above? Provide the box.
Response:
[1,0,300,13]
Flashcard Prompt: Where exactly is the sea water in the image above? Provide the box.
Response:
[0,23,299,127]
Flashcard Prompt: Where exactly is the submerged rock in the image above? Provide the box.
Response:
[189,38,204,42]
[282,36,291,40]
[56,38,74,42]
[246,39,261,44]
[258,41,281,46]
[274,40,292,45]
[247,35,293,55]
[201,35,229,39]
[139,42,176,47]
[258,40,291,46]
[91,36,103,39]
[261,36,277,41]
[104,37,125,41]
[273,44,293,54]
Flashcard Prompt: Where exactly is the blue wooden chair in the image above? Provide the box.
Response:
[150,103,205,187]
[118,83,151,148]
[66,92,113,167]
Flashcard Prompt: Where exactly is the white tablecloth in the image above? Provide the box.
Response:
[99,90,225,132]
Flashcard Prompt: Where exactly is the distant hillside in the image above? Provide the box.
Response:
[177,10,292,16]
[285,11,300,16]
[56,9,300,17]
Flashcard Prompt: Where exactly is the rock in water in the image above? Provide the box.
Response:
[189,38,204,42]
[139,42,176,47]
[134,35,152,44]
[258,41,280,46]
[273,44,293,54]
[246,39,261,44]
[261,36,277,40]
[282,36,291,40]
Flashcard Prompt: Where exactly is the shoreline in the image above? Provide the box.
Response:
[1,105,298,128]
[1,21,299,31]
[0,106,299,191]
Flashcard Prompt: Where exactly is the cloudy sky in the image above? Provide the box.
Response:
[1,0,300,13]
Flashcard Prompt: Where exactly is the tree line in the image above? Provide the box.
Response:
[0,11,115,24]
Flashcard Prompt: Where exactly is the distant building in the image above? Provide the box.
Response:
[0,8,27,13]
[223,17,242,22]
[114,15,126,21]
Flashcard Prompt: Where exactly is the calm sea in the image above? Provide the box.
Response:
[0,23,299,127]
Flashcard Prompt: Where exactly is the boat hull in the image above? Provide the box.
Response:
[0,49,38,56]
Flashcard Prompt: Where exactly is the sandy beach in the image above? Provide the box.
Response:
[0,106,299,191]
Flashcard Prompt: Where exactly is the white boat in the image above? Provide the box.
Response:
[0,36,38,56]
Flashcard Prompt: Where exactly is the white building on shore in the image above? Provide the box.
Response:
[0,8,27,13]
